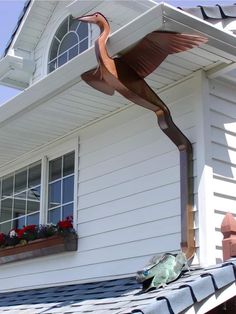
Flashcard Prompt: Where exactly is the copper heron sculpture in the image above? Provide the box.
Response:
[76,12,207,259]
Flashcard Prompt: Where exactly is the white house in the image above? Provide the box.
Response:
[0,1,235,313]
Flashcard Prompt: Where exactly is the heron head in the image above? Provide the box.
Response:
[76,12,109,27]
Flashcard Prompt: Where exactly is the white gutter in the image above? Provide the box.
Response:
[0,2,236,126]
[0,54,35,89]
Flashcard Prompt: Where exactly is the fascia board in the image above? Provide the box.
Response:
[0,55,25,80]
[0,55,35,89]
[0,56,11,78]
[0,47,97,125]
[1,3,236,126]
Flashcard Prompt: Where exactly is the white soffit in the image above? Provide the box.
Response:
[0,2,236,169]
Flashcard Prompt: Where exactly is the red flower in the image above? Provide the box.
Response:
[57,220,73,229]
[0,233,5,245]
[18,225,36,238]
[57,217,73,229]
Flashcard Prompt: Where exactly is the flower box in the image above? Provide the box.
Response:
[0,233,78,265]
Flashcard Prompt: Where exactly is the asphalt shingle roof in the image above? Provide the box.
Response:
[179,4,236,20]
[0,259,235,314]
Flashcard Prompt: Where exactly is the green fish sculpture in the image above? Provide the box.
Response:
[136,252,187,292]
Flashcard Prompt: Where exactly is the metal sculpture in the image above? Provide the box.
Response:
[136,252,187,291]
[76,12,207,259]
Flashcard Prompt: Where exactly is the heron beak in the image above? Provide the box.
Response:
[74,15,94,23]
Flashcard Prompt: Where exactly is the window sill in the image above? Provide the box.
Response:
[0,233,78,265]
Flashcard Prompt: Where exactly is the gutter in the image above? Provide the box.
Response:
[0,54,35,89]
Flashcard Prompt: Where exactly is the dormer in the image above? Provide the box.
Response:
[0,0,155,89]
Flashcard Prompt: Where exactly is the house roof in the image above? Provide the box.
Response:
[0,259,235,314]
[2,0,31,58]
[0,1,236,169]
[179,4,236,22]
[3,2,236,59]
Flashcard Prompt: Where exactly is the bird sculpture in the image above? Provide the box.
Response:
[136,252,187,291]
[76,12,207,259]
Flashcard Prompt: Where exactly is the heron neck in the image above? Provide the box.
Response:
[96,23,111,68]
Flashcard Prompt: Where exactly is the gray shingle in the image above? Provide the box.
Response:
[179,275,215,302]
[180,4,236,21]
[0,259,235,313]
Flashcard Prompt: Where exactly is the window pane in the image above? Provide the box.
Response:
[62,203,73,220]
[58,51,68,67]
[29,163,41,187]
[0,221,11,234]
[48,181,61,208]
[79,38,88,54]
[63,152,74,176]
[15,169,27,193]
[13,216,25,229]
[63,176,74,204]
[48,60,57,73]
[77,22,88,40]
[48,207,61,224]
[69,16,79,31]
[69,45,79,60]
[49,157,62,182]
[28,186,41,201]
[27,213,39,226]
[59,32,78,55]
[2,176,13,198]
[49,38,60,61]
[13,193,26,217]
[1,198,12,222]
[55,17,68,41]
[27,200,40,214]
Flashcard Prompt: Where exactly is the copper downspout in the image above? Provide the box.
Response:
[77,13,205,260]
[154,99,194,259]
[103,68,195,259]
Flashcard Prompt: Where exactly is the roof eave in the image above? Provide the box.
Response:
[0,54,35,90]
[0,2,236,126]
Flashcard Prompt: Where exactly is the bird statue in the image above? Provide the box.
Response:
[76,12,207,260]
[136,252,187,292]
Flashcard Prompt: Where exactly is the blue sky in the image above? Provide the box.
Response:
[0,0,25,106]
[0,0,235,106]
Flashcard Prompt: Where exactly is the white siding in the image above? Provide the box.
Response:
[32,1,74,83]
[31,0,154,84]
[0,77,199,292]
[209,80,236,263]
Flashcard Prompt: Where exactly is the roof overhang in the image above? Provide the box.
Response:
[0,2,236,169]
[0,54,35,89]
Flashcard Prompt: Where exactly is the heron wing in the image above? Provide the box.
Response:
[120,31,207,78]
[81,68,115,96]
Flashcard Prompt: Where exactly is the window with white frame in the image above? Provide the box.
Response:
[48,15,90,73]
[0,150,75,233]
[48,152,75,224]
[0,162,41,233]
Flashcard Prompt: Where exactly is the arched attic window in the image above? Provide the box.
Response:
[48,15,90,73]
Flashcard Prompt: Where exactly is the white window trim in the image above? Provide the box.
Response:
[0,136,79,232]
[43,14,93,77]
